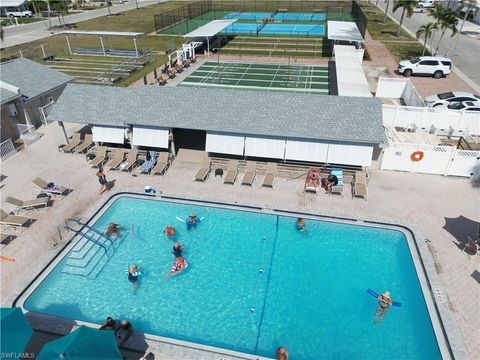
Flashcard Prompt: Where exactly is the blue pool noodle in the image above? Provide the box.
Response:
[367,289,402,307]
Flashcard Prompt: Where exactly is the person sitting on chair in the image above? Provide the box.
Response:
[99,316,118,331]
[325,174,338,193]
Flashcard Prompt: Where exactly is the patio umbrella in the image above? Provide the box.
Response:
[0,307,33,356]
[443,215,480,243]
[37,325,123,360]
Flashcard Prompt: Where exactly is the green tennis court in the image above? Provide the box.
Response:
[180,61,329,94]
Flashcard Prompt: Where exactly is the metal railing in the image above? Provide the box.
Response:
[17,124,43,147]
[0,138,17,160]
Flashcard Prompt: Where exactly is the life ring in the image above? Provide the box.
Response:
[411,151,424,162]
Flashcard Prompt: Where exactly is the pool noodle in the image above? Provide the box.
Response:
[367,289,402,307]
[176,216,186,223]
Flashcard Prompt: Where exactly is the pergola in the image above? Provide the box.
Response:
[61,30,145,58]
[183,19,237,55]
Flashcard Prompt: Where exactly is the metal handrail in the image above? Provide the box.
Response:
[67,218,114,247]
[65,226,108,254]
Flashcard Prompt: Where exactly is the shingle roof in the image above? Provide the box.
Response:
[0,58,72,99]
[0,87,19,104]
[48,84,385,144]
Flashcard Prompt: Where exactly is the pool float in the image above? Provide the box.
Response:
[170,259,189,273]
[367,289,402,307]
[125,264,143,277]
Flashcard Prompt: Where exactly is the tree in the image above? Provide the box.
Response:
[433,8,458,55]
[428,4,445,49]
[416,22,437,56]
[447,0,475,57]
[383,0,390,24]
[392,0,416,37]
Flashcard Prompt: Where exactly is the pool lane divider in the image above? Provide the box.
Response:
[253,214,280,354]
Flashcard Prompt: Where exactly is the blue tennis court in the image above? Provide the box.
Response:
[274,12,326,21]
[222,23,325,36]
[224,12,273,20]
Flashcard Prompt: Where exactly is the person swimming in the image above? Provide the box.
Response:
[106,223,119,237]
[186,213,200,230]
[172,242,184,257]
[296,218,307,232]
[127,264,142,292]
[169,257,188,277]
[163,225,176,239]
[374,291,393,323]
[276,346,289,360]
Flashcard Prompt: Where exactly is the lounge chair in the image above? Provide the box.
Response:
[106,148,126,170]
[461,237,480,259]
[262,162,277,188]
[0,209,30,230]
[241,161,256,186]
[194,156,211,182]
[353,170,367,200]
[330,168,344,196]
[89,146,107,168]
[5,196,49,214]
[224,160,239,184]
[135,151,157,175]
[119,149,138,172]
[75,134,94,154]
[62,133,82,153]
[32,177,69,196]
[305,168,321,193]
[151,152,170,176]
[157,76,167,86]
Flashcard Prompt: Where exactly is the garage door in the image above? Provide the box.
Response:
[92,125,125,144]
[206,131,245,156]
[245,135,285,159]
[132,126,169,148]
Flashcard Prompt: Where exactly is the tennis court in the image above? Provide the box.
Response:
[224,12,326,22]
[222,22,325,36]
[180,61,329,94]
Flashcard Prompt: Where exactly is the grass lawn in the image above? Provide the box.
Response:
[0,16,42,25]
[359,3,428,60]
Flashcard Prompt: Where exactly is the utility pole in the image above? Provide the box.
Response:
[46,0,52,29]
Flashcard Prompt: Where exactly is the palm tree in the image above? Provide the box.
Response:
[383,0,390,24]
[428,4,445,49]
[392,0,416,37]
[416,22,437,55]
[447,0,475,57]
[434,8,458,55]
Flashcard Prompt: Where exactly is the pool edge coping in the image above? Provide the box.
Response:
[12,191,467,360]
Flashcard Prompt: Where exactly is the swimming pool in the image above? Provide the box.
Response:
[20,195,447,359]
[222,23,325,36]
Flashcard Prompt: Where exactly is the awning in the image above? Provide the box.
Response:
[92,125,125,144]
[334,45,372,97]
[327,21,364,42]
[285,138,329,163]
[245,135,285,159]
[206,131,245,155]
[132,126,169,148]
[183,19,237,38]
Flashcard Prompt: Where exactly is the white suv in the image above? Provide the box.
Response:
[397,56,452,79]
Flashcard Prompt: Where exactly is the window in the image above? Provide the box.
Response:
[438,92,454,99]
[419,60,438,66]
[7,103,18,117]
[451,97,476,102]
[411,58,421,64]
[466,108,480,112]
[440,61,451,67]
[447,102,465,110]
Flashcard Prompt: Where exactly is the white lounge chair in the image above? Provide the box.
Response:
[0,209,30,230]
[241,161,256,186]
[262,162,277,188]
[32,177,69,197]
[5,196,49,214]
[224,160,239,184]
[194,156,211,182]
[151,152,170,175]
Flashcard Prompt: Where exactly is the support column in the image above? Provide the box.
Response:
[133,37,139,58]
[58,121,69,143]
[206,36,210,57]
[65,35,72,55]
[99,36,106,56]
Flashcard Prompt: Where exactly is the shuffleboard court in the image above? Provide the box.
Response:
[180,61,329,94]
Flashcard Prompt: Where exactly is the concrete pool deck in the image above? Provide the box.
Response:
[1,121,479,359]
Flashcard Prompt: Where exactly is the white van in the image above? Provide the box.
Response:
[416,0,435,8]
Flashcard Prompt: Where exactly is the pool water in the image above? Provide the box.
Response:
[24,196,442,359]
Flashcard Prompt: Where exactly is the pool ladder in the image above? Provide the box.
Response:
[61,218,123,279]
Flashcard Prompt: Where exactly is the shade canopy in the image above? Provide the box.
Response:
[37,326,123,360]
[0,307,33,356]
[183,19,237,38]
[334,45,372,98]
[327,21,364,43]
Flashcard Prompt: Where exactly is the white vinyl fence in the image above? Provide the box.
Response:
[17,124,43,146]
[383,105,480,136]
[376,77,424,107]
[381,142,479,177]
[0,138,17,160]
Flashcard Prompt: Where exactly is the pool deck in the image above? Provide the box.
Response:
[1,121,479,359]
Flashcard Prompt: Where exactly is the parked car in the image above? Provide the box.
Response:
[424,91,480,107]
[397,56,452,78]
[5,10,33,17]
[416,0,435,8]
[435,101,480,112]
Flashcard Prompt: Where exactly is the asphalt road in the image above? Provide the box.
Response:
[1,0,159,48]
[374,0,480,89]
